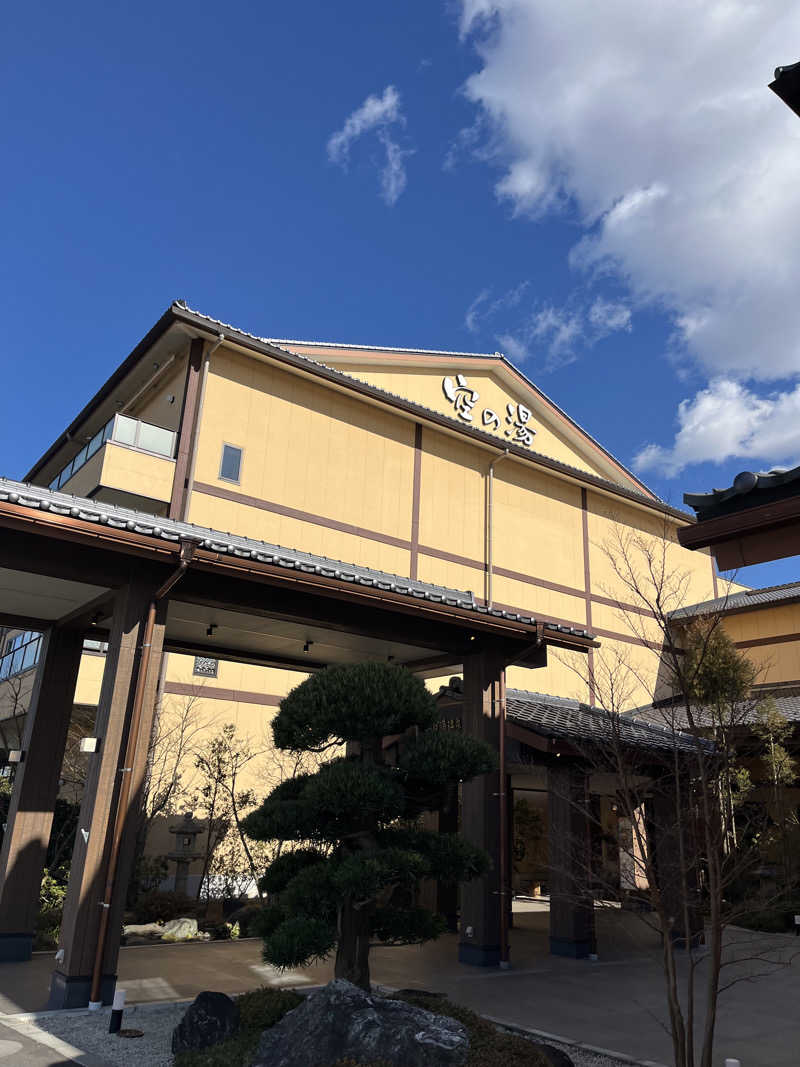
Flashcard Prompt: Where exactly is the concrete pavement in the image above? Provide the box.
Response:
[1,903,798,1066]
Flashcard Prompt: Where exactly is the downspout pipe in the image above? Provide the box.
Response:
[88,538,197,1007]
[182,333,224,521]
[497,669,510,969]
[486,449,511,610]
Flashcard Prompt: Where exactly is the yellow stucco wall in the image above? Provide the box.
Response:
[59,442,174,505]
[298,355,623,484]
[721,603,800,685]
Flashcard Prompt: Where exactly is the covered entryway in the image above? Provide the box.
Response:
[0,478,595,1007]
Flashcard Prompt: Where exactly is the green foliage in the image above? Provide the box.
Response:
[263,913,338,968]
[683,619,757,712]
[371,905,446,944]
[399,730,497,788]
[246,662,496,984]
[236,986,303,1030]
[377,827,490,883]
[273,663,437,751]
[754,700,798,787]
[40,868,67,912]
[259,847,327,895]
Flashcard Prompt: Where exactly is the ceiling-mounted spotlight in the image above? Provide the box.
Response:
[206,624,217,639]
[303,640,313,654]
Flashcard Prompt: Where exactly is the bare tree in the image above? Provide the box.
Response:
[553,519,799,1067]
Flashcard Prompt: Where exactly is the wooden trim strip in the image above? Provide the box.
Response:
[195,478,660,620]
[734,632,800,650]
[410,424,422,580]
[194,481,411,551]
[163,681,282,706]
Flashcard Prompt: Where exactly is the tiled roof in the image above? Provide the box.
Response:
[505,688,708,754]
[684,464,800,521]
[626,686,800,729]
[671,580,800,620]
[174,302,665,511]
[437,681,707,753]
[0,478,593,640]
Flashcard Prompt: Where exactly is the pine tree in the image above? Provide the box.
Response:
[242,663,496,989]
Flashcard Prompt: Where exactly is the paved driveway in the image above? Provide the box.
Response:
[1,904,798,1066]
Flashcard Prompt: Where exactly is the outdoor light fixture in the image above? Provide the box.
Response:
[303,639,313,653]
[79,737,100,754]
[206,624,217,638]
[7,750,23,764]
[769,61,800,118]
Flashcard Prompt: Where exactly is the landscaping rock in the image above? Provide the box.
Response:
[536,1044,574,1067]
[252,979,468,1067]
[172,990,240,1053]
[161,916,198,941]
[122,921,165,938]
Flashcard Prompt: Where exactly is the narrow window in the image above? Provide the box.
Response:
[219,444,242,484]
[193,656,218,678]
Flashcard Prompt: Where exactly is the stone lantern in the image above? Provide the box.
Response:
[167,812,205,897]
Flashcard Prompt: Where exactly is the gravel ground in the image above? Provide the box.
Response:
[6,999,652,1067]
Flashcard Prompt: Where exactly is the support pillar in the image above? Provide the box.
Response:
[650,777,703,948]
[0,627,84,961]
[458,648,505,966]
[548,762,595,958]
[48,577,166,1008]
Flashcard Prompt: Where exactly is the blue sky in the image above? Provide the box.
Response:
[2,1,799,589]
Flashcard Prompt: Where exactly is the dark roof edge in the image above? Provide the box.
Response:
[24,305,180,482]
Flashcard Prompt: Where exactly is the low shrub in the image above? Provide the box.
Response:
[226,901,264,937]
[173,987,303,1067]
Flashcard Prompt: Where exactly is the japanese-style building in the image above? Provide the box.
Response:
[0,300,747,1006]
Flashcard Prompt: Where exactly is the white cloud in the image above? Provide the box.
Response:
[327,86,411,205]
[465,284,631,365]
[457,1,800,470]
[634,379,800,477]
[588,297,632,336]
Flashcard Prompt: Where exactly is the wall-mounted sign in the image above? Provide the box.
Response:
[442,374,536,448]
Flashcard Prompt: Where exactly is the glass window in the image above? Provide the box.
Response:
[86,427,105,461]
[219,444,242,483]
[193,656,218,677]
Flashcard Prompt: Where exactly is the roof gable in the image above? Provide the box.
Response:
[273,341,655,497]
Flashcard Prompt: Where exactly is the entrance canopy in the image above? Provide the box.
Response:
[0,477,596,671]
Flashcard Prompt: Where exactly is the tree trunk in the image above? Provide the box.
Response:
[335,897,372,990]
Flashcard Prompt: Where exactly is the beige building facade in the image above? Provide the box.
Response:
[1,300,744,896]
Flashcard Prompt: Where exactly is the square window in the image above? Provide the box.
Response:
[193,656,218,678]
[219,444,242,483]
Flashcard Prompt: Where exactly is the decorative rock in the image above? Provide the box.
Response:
[252,979,468,1067]
[122,922,165,938]
[172,991,240,1053]
[536,1044,574,1067]
[161,917,199,941]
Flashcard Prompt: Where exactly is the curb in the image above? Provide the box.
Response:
[482,1014,670,1067]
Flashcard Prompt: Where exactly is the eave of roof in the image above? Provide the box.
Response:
[0,478,597,646]
[671,579,800,621]
[684,465,800,521]
[25,300,691,523]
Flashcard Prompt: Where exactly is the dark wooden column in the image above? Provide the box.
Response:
[649,777,704,948]
[0,627,84,961]
[48,578,166,1008]
[548,761,595,958]
[458,648,505,966]
[169,337,204,520]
